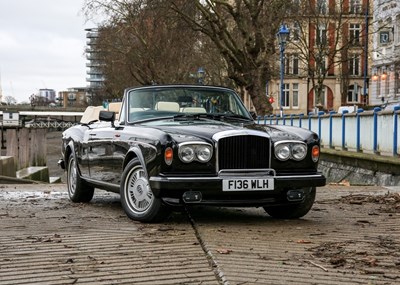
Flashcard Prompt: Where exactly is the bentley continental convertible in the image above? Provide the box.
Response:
[59,85,326,222]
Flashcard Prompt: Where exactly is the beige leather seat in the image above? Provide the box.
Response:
[80,106,105,124]
[180,107,207,113]
[155,101,180,112]
[108,102,122,120]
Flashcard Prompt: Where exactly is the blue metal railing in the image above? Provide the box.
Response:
[256,108,400,157]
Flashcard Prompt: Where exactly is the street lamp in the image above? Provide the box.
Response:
[277,24,290,117]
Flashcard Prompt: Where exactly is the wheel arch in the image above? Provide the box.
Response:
[123,147,149,177]
[64,141,75,166]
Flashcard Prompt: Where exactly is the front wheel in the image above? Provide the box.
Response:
[263,187,316,219]
[120,159,170,222]
[67,154,94,203]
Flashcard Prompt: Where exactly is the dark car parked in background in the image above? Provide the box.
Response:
[60,85,325,222]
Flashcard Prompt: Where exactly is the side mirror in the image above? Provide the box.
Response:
[99,111,115,127]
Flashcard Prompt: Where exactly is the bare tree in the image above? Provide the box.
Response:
[169,0,290,115]
[4,95,17,105]
[83,0,290,114]
[84,0,228,99]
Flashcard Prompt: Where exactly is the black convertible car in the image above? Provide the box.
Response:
[60,85,325,222]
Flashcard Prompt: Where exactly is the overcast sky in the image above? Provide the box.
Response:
[0,0,97,103]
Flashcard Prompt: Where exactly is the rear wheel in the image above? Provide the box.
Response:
[263,187,316,219]
[120,159,170,222]
[67,154,94,202]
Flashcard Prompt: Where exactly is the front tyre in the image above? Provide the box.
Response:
[263,187,316,219]
[120,159,170,222]
[67,154,94,202]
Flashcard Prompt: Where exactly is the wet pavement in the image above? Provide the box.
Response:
[0,184,399,284]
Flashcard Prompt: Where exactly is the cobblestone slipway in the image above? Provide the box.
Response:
[0,184,399,284]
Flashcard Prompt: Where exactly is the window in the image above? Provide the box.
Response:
[349,55,360,76]
[349,24,361,45]
[316,54,327,75]
[292,83,299,107]
[316,25,327,45]
[395,70,400,96]
[379,31,390,45]
[384,71,389,96]
[293,55,299,75]
[347,84,359,103]
[285,54,299,75]
[376,70,381,98]
[350,0,361,14]
[281,83,290,108]
[317,0,327,15]
[293,22,300,41]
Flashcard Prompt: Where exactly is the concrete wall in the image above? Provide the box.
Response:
[3,128,47,171]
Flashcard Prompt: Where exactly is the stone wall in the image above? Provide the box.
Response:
[319,148,400,186]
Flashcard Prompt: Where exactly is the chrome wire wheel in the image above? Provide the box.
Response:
[125,165,154,214]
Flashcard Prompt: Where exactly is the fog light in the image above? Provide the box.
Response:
[182,191,202,203]
[287,190,304,201]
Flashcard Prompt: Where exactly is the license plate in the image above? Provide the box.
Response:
[222,178,274,191]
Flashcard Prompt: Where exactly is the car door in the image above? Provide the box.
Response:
[86,126,119,184]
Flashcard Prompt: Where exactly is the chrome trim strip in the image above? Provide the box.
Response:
[212,129,270,141]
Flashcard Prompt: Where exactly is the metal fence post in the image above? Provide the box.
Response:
[308,112,313,130]
[393,106,400,156]
[299,113,304,128]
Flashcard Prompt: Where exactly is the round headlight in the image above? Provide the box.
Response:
[292,144,307,161]
[275,144,290,161]
[179,146,195,163]
[196,145,212,162]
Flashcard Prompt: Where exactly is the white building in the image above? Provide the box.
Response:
[370,0,400,106]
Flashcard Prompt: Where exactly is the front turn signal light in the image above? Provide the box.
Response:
[311,145,320,162]
[165,147,173,165]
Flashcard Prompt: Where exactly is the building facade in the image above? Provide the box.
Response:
[370,0,400,106]
[85,28,105,103]
[58,87,89,108]
[268,0,373,115]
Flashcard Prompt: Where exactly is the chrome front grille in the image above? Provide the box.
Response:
[217,135,270,170]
